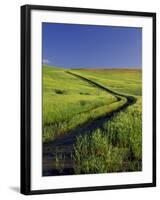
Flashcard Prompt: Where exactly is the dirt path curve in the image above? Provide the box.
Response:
[43,71,136,176]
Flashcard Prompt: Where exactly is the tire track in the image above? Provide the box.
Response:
[43,71,136,176]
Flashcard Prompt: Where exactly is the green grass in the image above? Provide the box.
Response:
[43,66,142,174]
[72,68,142,174]
[70,68,142,96]
[43,65,119,142]
[74,97,142,173]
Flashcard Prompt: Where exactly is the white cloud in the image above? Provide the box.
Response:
[42,59,50,64]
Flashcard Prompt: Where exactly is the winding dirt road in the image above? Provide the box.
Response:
[43,72,136,176]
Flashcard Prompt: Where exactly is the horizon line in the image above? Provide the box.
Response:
[43,64,142,70]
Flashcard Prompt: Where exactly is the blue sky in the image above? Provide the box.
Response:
[42,23,142,68]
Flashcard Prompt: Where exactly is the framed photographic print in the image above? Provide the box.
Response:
[21,4,156,195]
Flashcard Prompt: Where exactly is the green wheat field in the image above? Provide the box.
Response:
[42,65,142,176]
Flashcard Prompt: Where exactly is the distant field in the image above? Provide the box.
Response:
[71,68,142,96]
[43,66,142,175]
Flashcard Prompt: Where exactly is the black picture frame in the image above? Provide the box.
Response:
[21,4,156,195]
